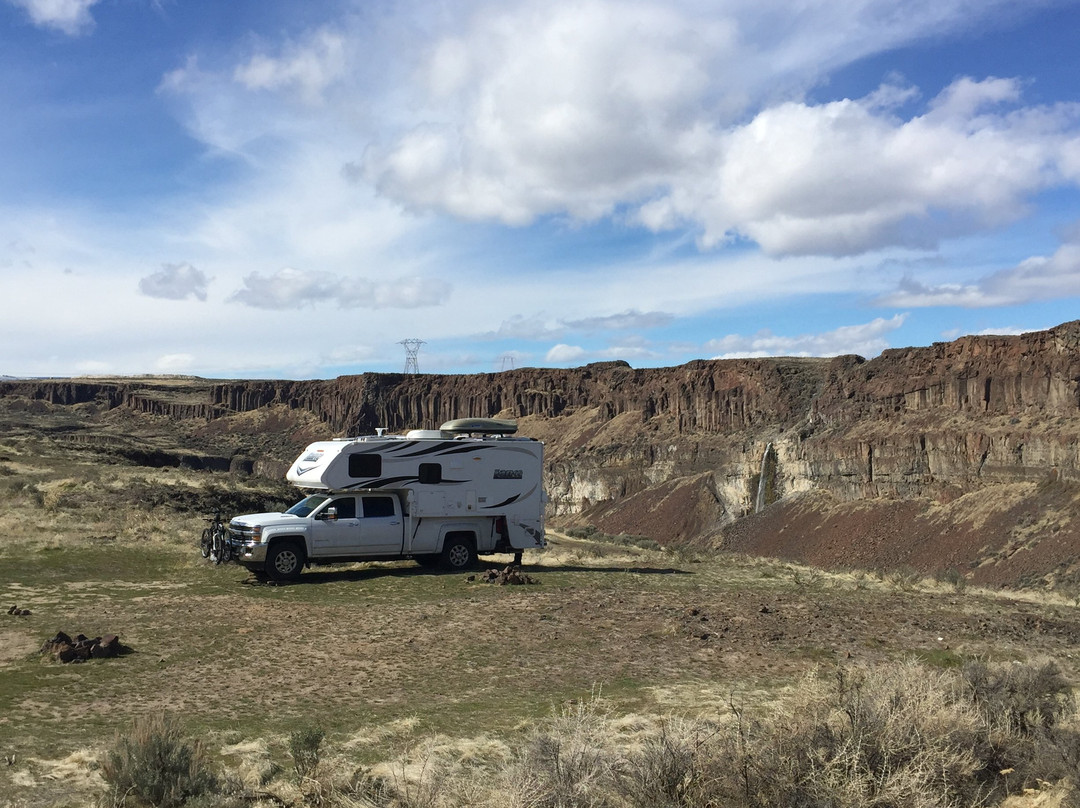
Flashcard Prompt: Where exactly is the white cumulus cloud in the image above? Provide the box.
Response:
[545,343,588,364]
[483,309,672,341]
[138,263,210,301]
[707,314,909,359]
[228,267,451,310]
[564,310,674,332]
[155,353,195,372]
[877,236,1080,308]
[359,1,1080,257]
[7,0,98,35]
[233,28,347,105]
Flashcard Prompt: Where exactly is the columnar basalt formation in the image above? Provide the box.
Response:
[3,322,1079,583]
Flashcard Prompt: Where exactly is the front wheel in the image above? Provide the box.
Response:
[266,542,305,581]
[200,529,212,559]
[441,535,477,571]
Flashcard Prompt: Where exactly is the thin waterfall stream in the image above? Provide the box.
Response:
[755,442,773,513]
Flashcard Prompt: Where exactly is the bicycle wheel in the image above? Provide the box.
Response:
[212,526,224,565]
[200,528,212,559]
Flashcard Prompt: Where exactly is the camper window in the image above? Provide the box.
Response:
[418,463,442,484]
[348,453,382,478]
[362,496,396,518]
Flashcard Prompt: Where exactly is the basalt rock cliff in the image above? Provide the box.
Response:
[4,320,1080,588]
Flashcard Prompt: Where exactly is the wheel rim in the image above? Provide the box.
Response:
[447,543,470,568]
[274,548,299,575]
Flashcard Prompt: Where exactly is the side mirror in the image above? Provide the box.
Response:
[324,507,338,521]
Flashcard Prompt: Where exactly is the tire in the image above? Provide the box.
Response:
[441,534,477,571]
[218,529,233,563]
[200,529,212,559]
[212,529,224,565]
[266,541,305,581]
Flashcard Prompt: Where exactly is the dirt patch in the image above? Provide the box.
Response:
[0,628,40,667]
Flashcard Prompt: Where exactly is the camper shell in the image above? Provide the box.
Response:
[227,419,546,580]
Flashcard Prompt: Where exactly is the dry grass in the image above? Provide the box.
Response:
[4,412,1080,808]
[79,659,1080,808]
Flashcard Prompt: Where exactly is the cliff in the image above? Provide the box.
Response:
[4,320,1079,587]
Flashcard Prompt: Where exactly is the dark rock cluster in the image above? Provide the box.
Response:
[40,631,129,663]
[473,565,537,585]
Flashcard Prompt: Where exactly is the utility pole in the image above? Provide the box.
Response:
[399,339,425,374]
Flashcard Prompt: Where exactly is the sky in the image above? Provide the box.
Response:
[2,0,1080,379]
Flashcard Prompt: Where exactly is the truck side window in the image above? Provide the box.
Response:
[418,463,442,484]
[348,453,381,478]
[362,496,395,518]
[328,497,356,519]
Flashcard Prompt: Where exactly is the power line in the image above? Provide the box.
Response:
[399,339,425,374]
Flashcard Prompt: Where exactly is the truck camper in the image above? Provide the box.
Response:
[228,418,546,580]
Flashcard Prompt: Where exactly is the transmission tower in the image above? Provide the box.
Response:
[399,339,425,374]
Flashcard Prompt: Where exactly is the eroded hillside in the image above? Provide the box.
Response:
[3,320,1079,588]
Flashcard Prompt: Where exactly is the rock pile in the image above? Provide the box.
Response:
[40,631,129,663]
[7,605,31,617]
[477,565,536,585]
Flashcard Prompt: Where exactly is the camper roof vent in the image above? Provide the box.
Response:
[406,429,449,439]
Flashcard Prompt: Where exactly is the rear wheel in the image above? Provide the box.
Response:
[266,542,305,581]
[212,528,225,565]
[441,535,477,571]
[200,529,212,559]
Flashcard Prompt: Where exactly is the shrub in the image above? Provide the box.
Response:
[962,659,1074,735]
[506,696,615,808]
[888,565,923,591]
[614,718,717,808]
[100,714,219,807]
[934,567,968,592]
[715,664,986,807]
[288,726,326,781]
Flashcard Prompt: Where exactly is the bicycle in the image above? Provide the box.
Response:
[200,511,231,565]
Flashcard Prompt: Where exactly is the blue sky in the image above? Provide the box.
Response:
[2,0,1080,379]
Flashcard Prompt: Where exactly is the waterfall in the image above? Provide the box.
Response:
[755,442,773,513]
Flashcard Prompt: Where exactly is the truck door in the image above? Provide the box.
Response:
[358,495,404,555]
[310,495,362,555]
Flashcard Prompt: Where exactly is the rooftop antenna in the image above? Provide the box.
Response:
[399,338,425,374]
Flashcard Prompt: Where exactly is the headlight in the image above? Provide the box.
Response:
[251,526,263,541]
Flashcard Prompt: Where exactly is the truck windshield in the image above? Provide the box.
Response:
[285,495,328,517]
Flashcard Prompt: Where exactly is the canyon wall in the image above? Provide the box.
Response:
[3,321,1079,567]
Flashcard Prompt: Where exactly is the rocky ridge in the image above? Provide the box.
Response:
[3,321,1079,586]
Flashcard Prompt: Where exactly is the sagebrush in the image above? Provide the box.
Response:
[99,659,1080,808]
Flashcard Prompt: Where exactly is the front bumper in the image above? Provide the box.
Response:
[231,541,267,565]
[228,522,267,567]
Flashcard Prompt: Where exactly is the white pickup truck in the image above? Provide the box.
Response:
[227,419,546,580]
